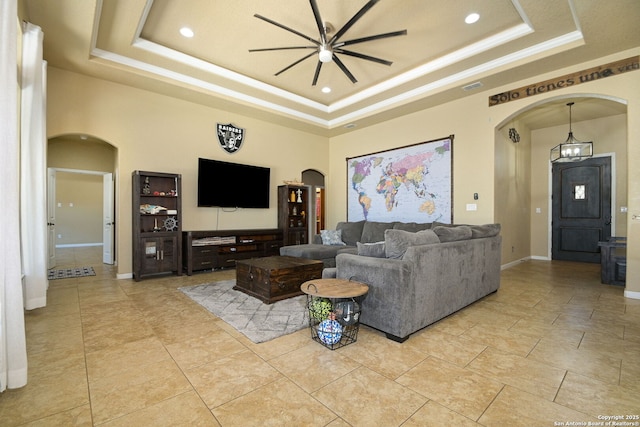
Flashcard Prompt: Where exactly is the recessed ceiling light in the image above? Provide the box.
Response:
[465,13,480,24]
[180,27,194,38]
[321,86,331,93]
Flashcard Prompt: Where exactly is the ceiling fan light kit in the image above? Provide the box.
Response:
[249,0,407,86]
[318,46,333,63]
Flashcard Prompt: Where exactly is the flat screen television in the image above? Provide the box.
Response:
[197,158,270,208]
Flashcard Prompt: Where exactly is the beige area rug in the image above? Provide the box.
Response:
[179,280,309,343]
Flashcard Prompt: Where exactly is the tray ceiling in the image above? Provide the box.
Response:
[23,0,639,136]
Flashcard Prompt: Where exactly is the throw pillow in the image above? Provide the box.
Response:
[357,241,386,258]
[384,229,440,259]
[320,229,346,246]
[433,225,472,242]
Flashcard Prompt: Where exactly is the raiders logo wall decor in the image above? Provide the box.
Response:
[217,123,245,153]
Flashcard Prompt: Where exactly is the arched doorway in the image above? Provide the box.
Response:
[47,134,117,269]
[302,169,326,235]
[494,94,628,266]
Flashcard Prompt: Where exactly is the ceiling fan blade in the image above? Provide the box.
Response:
[335,49,392,66]
[274,51,317,76]
[249,46,317,52]
[329,0,380,44]
[254,14,320,46]
[337,30,408,48]
[312,61,323,86]
[309,0,327,44]
[332,55,358,83]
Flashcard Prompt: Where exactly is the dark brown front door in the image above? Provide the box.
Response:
[552,156,612,263]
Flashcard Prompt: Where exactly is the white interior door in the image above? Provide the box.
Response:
[103,172,114,264]
[47,168,56,269]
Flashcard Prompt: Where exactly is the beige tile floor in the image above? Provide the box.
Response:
[2,247,640,426]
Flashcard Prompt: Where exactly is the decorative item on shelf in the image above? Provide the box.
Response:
[297,219,303,227]
[283,179,304,186]
[296,188,303,203]
[550,102,594,163]
[290,190,296,202]
[153,218,161,232]
[140,204,168,214]
[163,216,178,231]
[289,218,294,227]
[142,177,151,194]
[292,206,297,215]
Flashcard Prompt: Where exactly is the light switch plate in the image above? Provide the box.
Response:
[466,203,477,211]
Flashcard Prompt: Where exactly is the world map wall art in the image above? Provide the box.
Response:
[347,135,453,224]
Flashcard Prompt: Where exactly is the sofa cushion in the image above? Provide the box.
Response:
[336,221,365,246]
[362,221,396,243]
[430,221,454,228]
[433,225,472,242]
[384,229,440,259]
[393,222,432,233]
[470,223,501,238]
[320,229,346,245]
[337,246,358,256]
[357,241,386,258]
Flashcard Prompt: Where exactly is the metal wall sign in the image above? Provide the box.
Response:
[488,56,639,107]
[217,123,245,153]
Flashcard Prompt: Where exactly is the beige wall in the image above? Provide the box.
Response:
[530,114,628,259]
[48,138,117,246]
[327,48,639,296]
[46,67,329,276]
[328,94,497,227]
[54,172,102,245]
[48,138,116,172]
[46,48,640,297]
[495,118,532,265]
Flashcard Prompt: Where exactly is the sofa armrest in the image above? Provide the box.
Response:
[312,234,322,244]
[335,253,414,338]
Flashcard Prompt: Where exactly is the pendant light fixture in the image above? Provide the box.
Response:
[550,102,593,162]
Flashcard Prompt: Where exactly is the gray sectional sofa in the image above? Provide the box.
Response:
[281,220,502,342]
[280,220,431,267]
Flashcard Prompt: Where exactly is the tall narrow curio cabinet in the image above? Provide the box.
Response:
[278,185,310,245]
[132,171,182,281]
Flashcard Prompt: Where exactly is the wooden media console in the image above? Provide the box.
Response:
[182,229,283,275]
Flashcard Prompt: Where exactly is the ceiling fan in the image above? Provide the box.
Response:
[249,0,407,86]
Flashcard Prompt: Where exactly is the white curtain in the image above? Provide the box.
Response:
[0,0,28,391]
[20,22,48,310]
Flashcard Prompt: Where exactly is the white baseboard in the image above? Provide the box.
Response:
[117,272,133,280]
[56,243,103,248]
[530,255,551,261]
[501,256,532,270]
[624,289,640,300]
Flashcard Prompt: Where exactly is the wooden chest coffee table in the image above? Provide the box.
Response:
[234,256,324,304]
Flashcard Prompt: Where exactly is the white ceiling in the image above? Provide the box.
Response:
[22,0,637,136]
